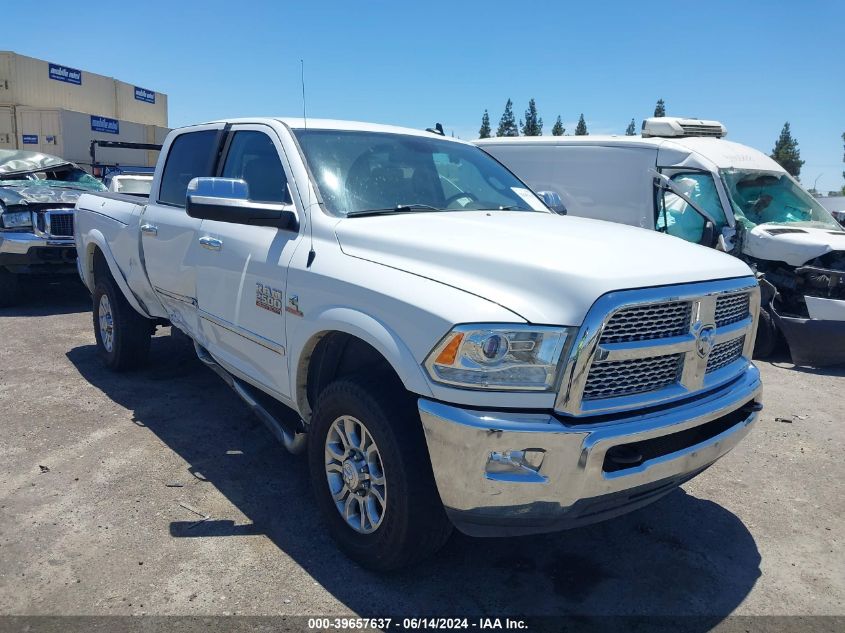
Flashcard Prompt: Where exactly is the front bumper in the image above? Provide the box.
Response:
[771,302,845,367]
[420,363,762,537]
[0,233,77,272]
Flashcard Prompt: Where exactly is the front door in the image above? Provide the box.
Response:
[194,125,303,401]
[141,126,223,334]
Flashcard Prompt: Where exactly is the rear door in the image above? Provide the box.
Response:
[194,124,303,400]
[141,125,224,334]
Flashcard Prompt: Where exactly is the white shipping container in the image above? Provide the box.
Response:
[0,105,15,149]
[13,106,167,169]
[0,52,167,128]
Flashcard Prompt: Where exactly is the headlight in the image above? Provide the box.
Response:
[0,209,33,230]
[424,324,574,391]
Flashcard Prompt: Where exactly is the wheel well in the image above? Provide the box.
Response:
[300,332,400,422]
[91,245,109,285]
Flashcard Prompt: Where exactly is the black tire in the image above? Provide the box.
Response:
[308,375,452,571]
[92,276,152,371]
[0,268,22,308]
[753,306,777,359]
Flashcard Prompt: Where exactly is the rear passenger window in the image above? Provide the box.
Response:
[158,130,218,206]
[221,131,291,203]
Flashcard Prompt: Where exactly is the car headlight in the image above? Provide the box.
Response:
[0,208,33,230]
[424,324,574,391]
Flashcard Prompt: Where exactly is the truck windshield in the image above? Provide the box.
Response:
[293,129,548,217]
[721,169,839,230]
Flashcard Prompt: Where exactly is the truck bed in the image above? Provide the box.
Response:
[83,191,149,204]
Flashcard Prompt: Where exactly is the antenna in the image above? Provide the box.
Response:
[301,59,316,267]
[300,59,307,130]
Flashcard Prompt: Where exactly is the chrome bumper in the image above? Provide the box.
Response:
[0,232,74,255]
[419,363,762,537]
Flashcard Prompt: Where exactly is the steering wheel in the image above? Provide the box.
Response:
[444,191,479,209]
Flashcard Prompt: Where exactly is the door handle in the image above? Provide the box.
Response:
[140,223,158,236]
[199,236,223,251]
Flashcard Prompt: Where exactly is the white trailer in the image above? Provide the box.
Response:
[2,106,167,170]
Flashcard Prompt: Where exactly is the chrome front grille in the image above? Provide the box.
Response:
[600,301,691,344]
[707,336,746,373]
[47,211,74,237]
[715,292,750,328]
[555,278,760,416]
[583,354,683,400]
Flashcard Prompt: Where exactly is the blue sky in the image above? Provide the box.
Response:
[5,0,844,192]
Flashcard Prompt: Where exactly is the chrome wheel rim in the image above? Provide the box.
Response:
[98,294,114,353]
[325,415,386,534]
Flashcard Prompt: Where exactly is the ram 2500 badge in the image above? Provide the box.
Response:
[74,118,762,570]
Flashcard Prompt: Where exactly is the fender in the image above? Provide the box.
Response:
[83,229,156,319]
[290,305,435,413]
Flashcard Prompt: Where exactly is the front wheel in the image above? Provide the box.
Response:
[308,376,452,570]
[93,277,152,370]
[753,306,777,358]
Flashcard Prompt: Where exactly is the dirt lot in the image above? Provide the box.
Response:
[1,279,843,621]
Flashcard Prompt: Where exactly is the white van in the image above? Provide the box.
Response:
[477,118,845,366]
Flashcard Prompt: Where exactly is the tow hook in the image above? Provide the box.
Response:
[605,445,644,468]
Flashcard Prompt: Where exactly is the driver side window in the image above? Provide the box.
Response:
[656,172,724,243]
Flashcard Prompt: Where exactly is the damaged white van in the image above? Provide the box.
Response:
[477,118,845,366]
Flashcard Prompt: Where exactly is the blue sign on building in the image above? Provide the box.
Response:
[90,116,119,135]
[22,134,38,145]
[49,63,82,85]
[134,86,156,104]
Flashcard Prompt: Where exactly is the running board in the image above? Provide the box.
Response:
[194,342,307,454]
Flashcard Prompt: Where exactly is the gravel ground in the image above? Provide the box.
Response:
[0,279,842,621]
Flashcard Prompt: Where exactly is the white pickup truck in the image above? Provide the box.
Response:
[75,118,763,570]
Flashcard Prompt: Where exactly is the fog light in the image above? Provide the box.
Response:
[485,449,546,483]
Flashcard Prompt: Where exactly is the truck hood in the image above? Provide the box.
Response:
[335,211,752,325]
[742,224,845,267]
[0,182,89,206]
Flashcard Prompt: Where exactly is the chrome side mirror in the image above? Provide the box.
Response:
[186,177,298,231]
[187,177,250,200]
[538,190,567,215]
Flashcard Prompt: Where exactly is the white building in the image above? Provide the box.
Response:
[0,52,169,168]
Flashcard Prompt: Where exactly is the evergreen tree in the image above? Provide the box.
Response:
[625,118,637,135]
[654,99,666,117]
[574,114,588,136]
[521,98,543,136]
[551,115,565,136]
[496,99,519,137]
[770,122,805,178]
[478,110,491,139]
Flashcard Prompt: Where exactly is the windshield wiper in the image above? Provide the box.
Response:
[346,204,444,218]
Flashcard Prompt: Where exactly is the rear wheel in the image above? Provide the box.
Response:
[0,268,22,307]
[307,376,452,570]
[93,277,152,370]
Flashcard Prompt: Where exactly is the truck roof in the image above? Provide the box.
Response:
[197,117,472,144]
[475,134,783,172]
